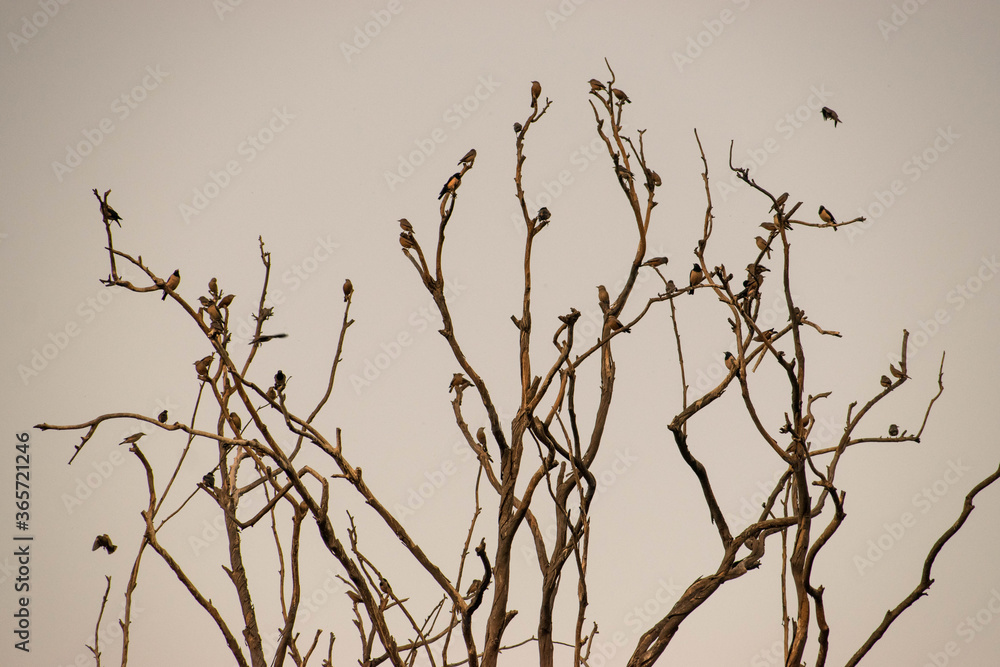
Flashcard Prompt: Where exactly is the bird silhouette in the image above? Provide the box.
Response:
[821,107,842,127]
[530,81,541,107]
[689,264,704,295]
[162,270,180,300]
[92,534,117,554]
[343,279,353,302]
[458,149,477,167]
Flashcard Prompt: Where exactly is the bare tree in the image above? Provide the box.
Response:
[40,66,1000,667]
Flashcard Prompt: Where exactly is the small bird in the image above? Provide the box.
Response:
[194,355,213,379]
[343,278,353,302]
[94,189,123,227]
[476,426,487,447]
[754,328,776,342]
[202,472,215,488]
[537,207,550,222]
[530,80,541,107]
[119,432,145,446]
[889,424,899,437]
[438,173,462,200]
[208,277,218,295]
[647,169,662,188]
[92,534,117,554]
[818,205,837,226]
[274,370,287,392]
[229,412,241,435]
[689,264,704,295]
[608,315,631,334]
[399,218,413,233]
[880,375,892,388]
[597,285,610,313]
[821,107,842,127]
[399,233,416,249]
[218,293,236,309]
[513,122,523,134]
[724,351,739,375]
[157,410,168,424]
[890,364,904,379]
[760,221,777,232]
[466,578,482,598]
[458,149,477,167]
[770,193,789,211]
[588,78,605,92]
[449,372,471,393]
[642,256,669,268]
[162,270,180,300]
[612,88,631,104]
[755,236,772,259]
[663,280,677,293]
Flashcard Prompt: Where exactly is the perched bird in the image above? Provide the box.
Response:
[889,424,899,437]
[647,169,662,188]
[530,80,541,107]
[612,88,631,104]
[119,432,145,446]
[266,387,278,401]
[890,364,904,379]
[770,192,789,211]
[663,280,677,293]
[821,107,842,127]
[880,375,892,388]
[157,410,168,424]
[93,189,123,227]
[438,173,462,200]
[274,370,287,392]
[399,218,413,233]
[588,78,605,92]
[208,277,218,295]
[466,578,482,598]
[642,256,669,268]
[458,149,477,167]
[194,355,213,379]
[608,315,631,334]
[760,221,777,232]
[597,285,610,313]
[754,328,776,342]
[475,426,493,461]
[513,122,523,134]
[449,372,471,393]
[92,534,117,554]
[537,207,550,222]
[343,278,353,302]
[615,164,633,180]
[755,236,772,259]
[229,412,241,435]
[202,472,215,489]
[218,293,236,309]
[399,233,416,249]
[818,205,837,226]
[724,351,739,376]
[689,264,704,295]
[162,270,180,300]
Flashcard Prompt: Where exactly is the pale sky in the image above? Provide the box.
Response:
[3,2,1000,666]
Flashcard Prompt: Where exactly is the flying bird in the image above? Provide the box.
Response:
[250,333,288,344]
[530,80,541,107]
[458,149,477,166]
[162,270,180,300]
[818,205,837,226]
[343,278,353,302]
[689,264,704,295]
[438,173,462,200]
[588,78,605,92]
[821,107,842,127]
[597,285,610,313]
[157,410,168,424]
[119,432,145,446]
[92,534,117,554]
